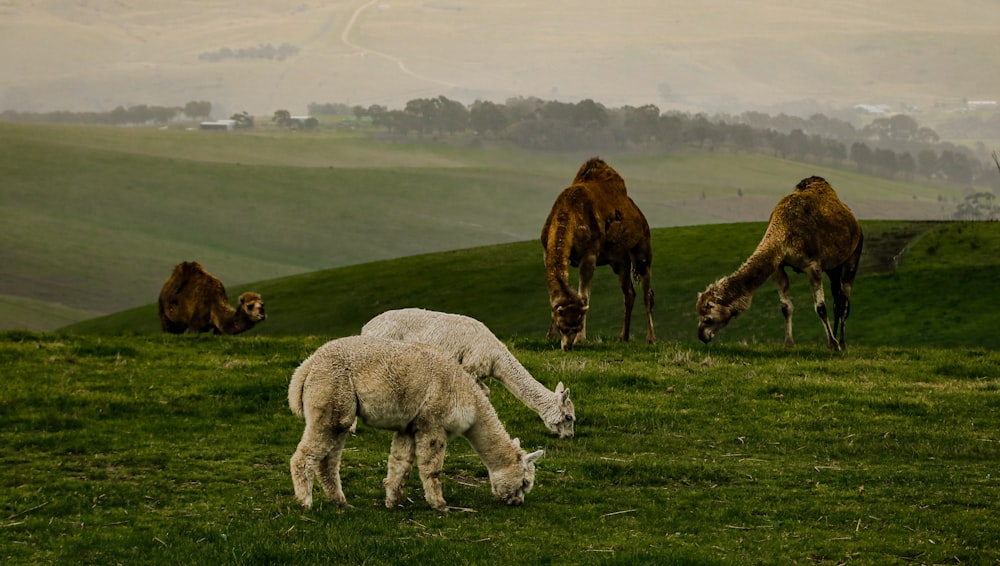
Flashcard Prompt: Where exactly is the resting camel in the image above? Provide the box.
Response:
[158,261,266,335]
[696,176,862,350]
[541,157,655,351]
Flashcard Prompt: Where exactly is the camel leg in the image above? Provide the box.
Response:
[806,267,840,350]
[639,266,656,344]
[772,268,795,347]
[831,239,862,348]
[576,255,597,343]
[616,261,636,342]
[384,431,416,509]
[828,269,848,346]
[414,430,449,511]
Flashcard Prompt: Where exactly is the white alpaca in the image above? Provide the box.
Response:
[362,308,576,439]
[288,335,544,511]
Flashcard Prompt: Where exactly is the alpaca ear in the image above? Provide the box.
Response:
[512,437,521,448]
[525,449,544,464]
[556,381,571,402]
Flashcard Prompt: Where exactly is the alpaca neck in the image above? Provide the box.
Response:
[491,349,556,417]
[719,241,785,303]
[463,404,519,472]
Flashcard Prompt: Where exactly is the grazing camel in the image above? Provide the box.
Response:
[541,157,655,351]
[158,261,266,335]
[696,176,863,350]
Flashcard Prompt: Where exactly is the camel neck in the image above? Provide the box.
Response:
[544,212,579,301]
[722,242,784,300]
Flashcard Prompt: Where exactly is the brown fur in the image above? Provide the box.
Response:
[696,176,863,350]
[157,261,266,335]
[541,157,655,351]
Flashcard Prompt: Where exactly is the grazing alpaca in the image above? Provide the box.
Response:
[288,335,544,511]
[362,308,576,438]
[541,157,655,351]
[696,176,863,350]
[158,261,266,335]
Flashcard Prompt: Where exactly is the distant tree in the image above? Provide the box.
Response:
[954,192,999,220]
[184,100,212,120]
[436,96,469,134]
[272,109,292,127]
[470,100,508,136]
[622,104,660,145]
[850,142,874,173]
[230,111,254,129]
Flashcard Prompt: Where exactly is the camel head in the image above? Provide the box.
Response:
[696,281,750,344]
[238,292,267,324]
[552,301,588,351]
[490,438,544,506]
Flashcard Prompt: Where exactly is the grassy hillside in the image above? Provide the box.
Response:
[67,220,1000,350]
[1,122,963,331]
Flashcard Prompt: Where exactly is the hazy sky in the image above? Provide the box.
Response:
[3,0,999,116]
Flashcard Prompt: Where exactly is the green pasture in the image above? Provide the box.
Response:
[68,220,1000,351]
[2,333,998,565]
[4,118,1000,563]
[0,121,966,330]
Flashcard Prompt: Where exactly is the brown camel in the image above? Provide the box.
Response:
[541,157,655,351]
[696,176,863,350]
[158,261,266,335]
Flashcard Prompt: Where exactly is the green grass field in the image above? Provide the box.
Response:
[4,121,999,564]
[1,121,964,330]
[2,333,998,565]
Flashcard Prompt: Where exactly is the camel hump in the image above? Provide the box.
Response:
[573,157,626,192]
[795,176,832,192]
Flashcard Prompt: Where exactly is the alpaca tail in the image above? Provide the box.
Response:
[288,354,313,418]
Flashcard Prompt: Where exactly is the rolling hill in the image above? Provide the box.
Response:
[1,121,965,331]
[65,220,1000,350]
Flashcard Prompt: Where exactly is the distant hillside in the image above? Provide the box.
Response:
[3,1,1000,117]
[1,122,964,331]
[65,221,1000,350]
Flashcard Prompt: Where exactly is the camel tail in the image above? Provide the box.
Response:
[288,354,313,418]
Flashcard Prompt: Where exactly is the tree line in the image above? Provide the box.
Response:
[341,96,998,192]
[2,95,997,196]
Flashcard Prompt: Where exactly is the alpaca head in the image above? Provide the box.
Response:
[696,281,751,343]
[545,382,575,439]
[552,300,588,351]
[238,292,267,324]
[490,439,544,506]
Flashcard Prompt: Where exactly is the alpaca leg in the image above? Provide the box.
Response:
[290,425,339,509]
[772,268,795,347]
[576,256,597,342]
[807,268,840,350]
[616,261,636,342]
[384,432,416,508]
[414,430,449,511]
[316,431,351,507]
